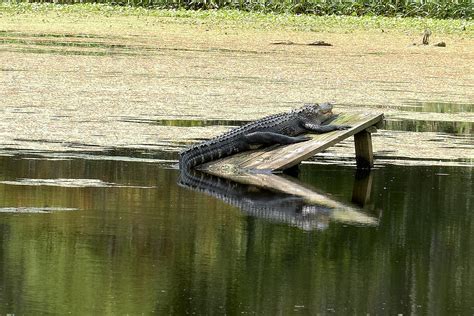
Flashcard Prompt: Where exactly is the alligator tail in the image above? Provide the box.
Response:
[179,141,240,170]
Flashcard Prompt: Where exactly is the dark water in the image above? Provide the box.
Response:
[0,30,262,56]
[401,102,474,114]
[383,119,473,135]
[0,154,472,314]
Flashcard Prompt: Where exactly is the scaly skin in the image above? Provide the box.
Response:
[179,102,348,170]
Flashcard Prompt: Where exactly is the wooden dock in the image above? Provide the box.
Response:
[189,111,383,226]
[202,112,384,174]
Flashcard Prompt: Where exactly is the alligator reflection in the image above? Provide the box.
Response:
[179,169,378,230]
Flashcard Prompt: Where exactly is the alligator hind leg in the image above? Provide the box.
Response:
[244,132,310,145]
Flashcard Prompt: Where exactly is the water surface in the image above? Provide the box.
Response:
[0,155,472,314]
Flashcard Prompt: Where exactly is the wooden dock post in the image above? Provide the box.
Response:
[202,112,384,174]
[354,128,374,169]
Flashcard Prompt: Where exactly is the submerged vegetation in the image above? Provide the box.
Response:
[3,0,473,18]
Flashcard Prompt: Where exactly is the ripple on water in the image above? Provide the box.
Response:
[0,178,156,188]
[0,207,78,213]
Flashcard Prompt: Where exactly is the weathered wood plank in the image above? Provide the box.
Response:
[202,112,383,174]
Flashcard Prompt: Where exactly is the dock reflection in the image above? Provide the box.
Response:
[179,168,378,230]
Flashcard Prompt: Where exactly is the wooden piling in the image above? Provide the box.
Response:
[354,129,374,169]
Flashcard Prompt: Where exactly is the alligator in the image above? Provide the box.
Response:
[179,102,349,170]
[178,168,333,230]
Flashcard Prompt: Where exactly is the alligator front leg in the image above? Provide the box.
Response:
[244,132,310,145]
[303,122,351,133]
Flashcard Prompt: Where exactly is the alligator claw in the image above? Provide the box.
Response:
[296,136,312,142]
[337,125,351,130]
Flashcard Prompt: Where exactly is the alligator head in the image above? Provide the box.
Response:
[295,102,335,124]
